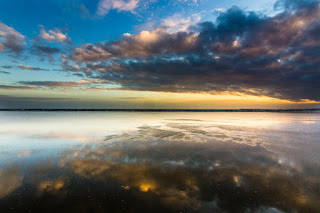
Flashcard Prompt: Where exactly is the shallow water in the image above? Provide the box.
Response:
[0,112,320,212]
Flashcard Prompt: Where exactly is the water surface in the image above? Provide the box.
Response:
[0,112,320,212]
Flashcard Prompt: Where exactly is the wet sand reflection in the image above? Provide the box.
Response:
[0,113,320,212]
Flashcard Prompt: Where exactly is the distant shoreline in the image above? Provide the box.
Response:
[0,109,319,112]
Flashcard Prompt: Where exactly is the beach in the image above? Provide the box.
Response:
[0,111,320,212]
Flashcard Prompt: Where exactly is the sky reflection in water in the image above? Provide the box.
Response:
[0,112,320,212]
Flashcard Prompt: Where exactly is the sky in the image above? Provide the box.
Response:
[0,0,319,109]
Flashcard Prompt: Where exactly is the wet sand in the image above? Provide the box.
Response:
[0,112,319,212]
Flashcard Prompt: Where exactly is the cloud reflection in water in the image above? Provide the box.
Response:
[0,112,320,212]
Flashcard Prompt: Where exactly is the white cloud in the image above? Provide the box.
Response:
[178,0,201,5]
[161,13,201,33]
[213,8,226,12]
[39,28,70,44]
[97,0,139,16]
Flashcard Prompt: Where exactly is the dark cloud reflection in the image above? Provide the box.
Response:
[0,122,319,212]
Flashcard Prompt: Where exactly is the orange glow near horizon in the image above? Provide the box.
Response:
[1,88,319,109]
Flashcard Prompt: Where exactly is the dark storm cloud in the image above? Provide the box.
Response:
[65,0,320,101]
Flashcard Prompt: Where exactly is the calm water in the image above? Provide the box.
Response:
[0,112,320,212]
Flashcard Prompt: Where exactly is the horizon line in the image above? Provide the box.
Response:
[0,109,320,112]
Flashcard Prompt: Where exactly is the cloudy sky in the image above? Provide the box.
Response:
[0,0,319,109]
